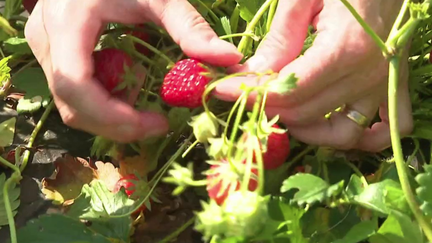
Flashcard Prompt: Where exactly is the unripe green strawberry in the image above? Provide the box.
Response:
[189,112,219,143]
[222,191,269,238]
[194,200,227,241]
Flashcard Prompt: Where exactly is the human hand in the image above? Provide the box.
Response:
[24,0,243,142]
[214,0,413,152]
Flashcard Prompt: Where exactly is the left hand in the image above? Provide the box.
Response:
[214,0,413,152]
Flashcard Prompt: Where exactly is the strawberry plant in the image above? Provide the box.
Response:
[2,0,432,243]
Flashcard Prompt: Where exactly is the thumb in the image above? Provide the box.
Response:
[148,0,243,67]
[237,0,322,73]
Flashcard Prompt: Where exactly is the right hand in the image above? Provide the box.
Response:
[25,0,243,142]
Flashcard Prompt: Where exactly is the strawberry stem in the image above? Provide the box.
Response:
[127,35,174,66]
[266,0,278,31]
[339,0,389,56]
[219,33,260,41]
[237,0,277,55]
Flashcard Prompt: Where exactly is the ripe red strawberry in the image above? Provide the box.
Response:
[23,0,38,13]
[112,174,147,214]
[93,48,133,96]
[160,58,212,108]
[260,124,290,170]
[127,25,151,56]
[206,159,258,205]
[242,124,290,170]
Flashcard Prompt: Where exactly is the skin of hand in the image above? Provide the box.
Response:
[214,0,413,152]
[24,0,243,143]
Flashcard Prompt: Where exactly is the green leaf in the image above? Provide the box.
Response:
[353,179,401,215]
[266,198,308,242]
[345,174,363,199]
[281,173,345,206]
[67,180,135,218]
[67,180,134,242]
[220,16,233,43]
[235,0,261,22]
[4,37,32,55]
[0,117,16,147]
[0,56,12,85]
[4,0,22,19]
[16,97,50,114]
[0,173,20,229]
[415,164,432,216]
[168,107,191,131]
[13,214,110,243]
[384,186,411,216]
[267,73,298,94]
[332,220,377,243]
[12,68,51,99]
[369,210,423,243]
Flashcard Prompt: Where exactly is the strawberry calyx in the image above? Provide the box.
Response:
[205,159,258,206]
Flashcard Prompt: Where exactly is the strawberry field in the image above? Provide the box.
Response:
[2,0,432,242]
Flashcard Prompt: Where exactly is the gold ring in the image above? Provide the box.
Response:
[343,107,370,128]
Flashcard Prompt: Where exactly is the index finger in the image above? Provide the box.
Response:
[28,0,169,142]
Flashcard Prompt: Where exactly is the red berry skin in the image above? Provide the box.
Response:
[206,160,258,206]
[261,124,290,170]
[93,48,133,96]
[113,174,147,214]
[23,0,38,13]
[160,58,212,108]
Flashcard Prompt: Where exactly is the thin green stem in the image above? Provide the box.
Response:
[286,146,315,170]
[339,0,388,54]
[389,56,432,241]
[219,33,258,40]
[182,140,199,158]
[266,0,278,31]
[128,36,174,66]
[253,141,264,194]
[19,99,55,172]
[12,59,37,78]
[227,90,249,160]
[223,92,245,138]
[3,175,18,243]
[0,156,19,175]
[388,0,411,40]
[112,134,193,217]
[237,0,276,54]
[195,0,219,24]
[158,216,196,243]
[343,160,368,187]
[132,50,157,67]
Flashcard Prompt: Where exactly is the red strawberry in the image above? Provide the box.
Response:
[23,0,38,13]
[160,58,212,108]
[127,25,151,56]
[113,174,147,214]
[242,124,290,170]
[93,48,133,96]
[206,159,258,205]
[260,124,290,170]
